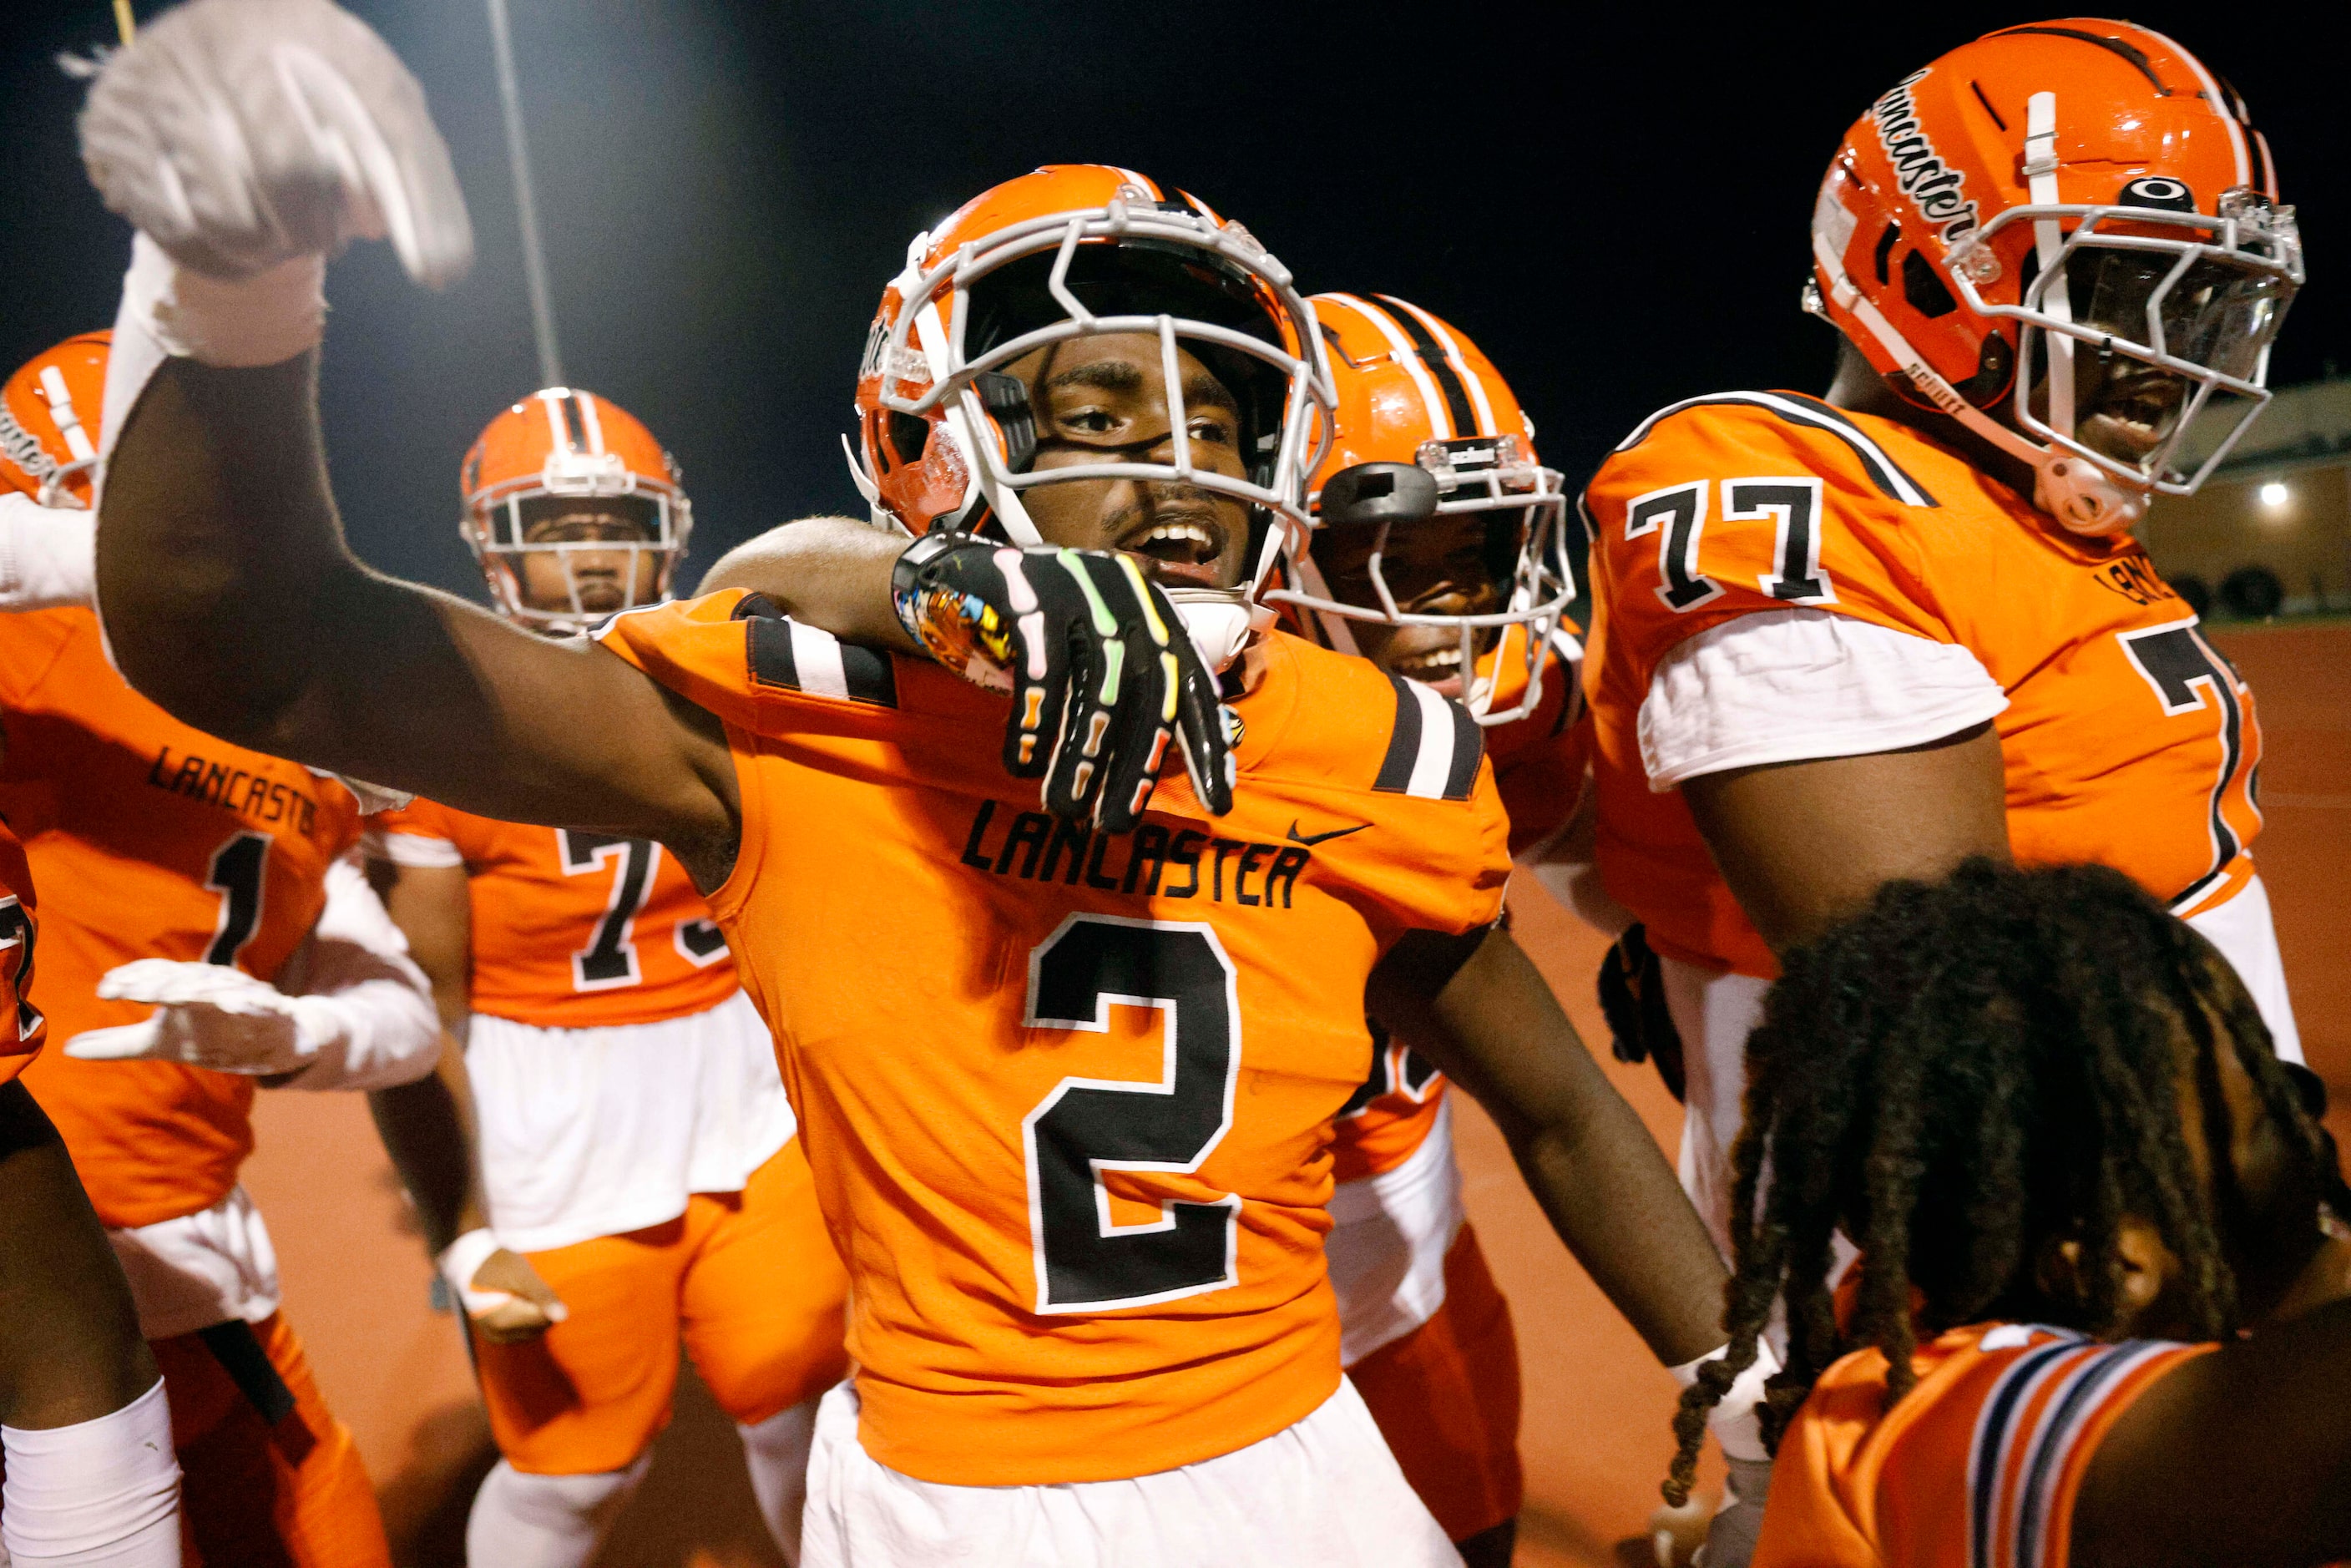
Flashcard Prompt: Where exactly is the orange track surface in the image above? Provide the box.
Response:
[239,621,2349,1566]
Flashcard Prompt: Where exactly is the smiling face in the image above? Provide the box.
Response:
[1002,332,1252,590]
[514,503,663,616]
[1307,511,1504,694]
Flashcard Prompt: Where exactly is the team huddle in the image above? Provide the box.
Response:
[0,3,2343,1566]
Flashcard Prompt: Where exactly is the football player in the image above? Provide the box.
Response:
[0,331,448,1566]
[1675,858,2351,1568]
[1258,291,1586,1565]
[367,387,846,1568]
[1577,22,2306,1274]
[0,331,179,1568]
[78,8,1747,1560]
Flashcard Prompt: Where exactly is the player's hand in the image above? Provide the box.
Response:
[67,959,334,1075]
[454,1245,568,1345]
[891,532,1236,830]
[78,0,472,286]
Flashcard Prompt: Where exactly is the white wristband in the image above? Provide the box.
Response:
[435,1227,514,1318]
[123,231,327,370]
[1670,1338,1782,1464]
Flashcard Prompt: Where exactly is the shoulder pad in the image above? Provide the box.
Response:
[1612,391,1939,508]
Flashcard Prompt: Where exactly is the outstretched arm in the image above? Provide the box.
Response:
[1366,924,1726,1364]
[697,516,919,653]
[98,352,740,883]
[79,0,738,881]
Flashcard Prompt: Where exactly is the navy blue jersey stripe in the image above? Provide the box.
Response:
[2013,1346,2144,1568]
[1970,1340,2079,1568]
[1373,675,1423,793]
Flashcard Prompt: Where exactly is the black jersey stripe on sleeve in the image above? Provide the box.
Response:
[1440,702,1484,802]
[1373,675,1484,800]
[1613,391,1939,508]
[746,614,899,707]
[1373,675,1424,794]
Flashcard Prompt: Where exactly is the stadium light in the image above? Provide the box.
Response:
[2259,481,2290,508]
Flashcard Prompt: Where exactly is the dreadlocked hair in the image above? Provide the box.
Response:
[1662,857,2329,1507]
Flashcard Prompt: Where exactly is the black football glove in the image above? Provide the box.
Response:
[892,532,1235,831]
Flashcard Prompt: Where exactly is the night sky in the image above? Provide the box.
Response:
[4,2,2343,600]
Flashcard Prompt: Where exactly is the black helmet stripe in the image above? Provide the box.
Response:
[1372,296,1479,439]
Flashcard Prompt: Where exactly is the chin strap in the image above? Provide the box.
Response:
[1163,589,1269,675]
[1812,224,2144,538]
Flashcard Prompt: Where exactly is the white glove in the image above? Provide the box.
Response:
[68,958,342,1075]
[78,0,472,288]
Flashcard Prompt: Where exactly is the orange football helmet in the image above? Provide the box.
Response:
[0,331,110,508]
[1271,292,1572,726]
[846,164,1333,664]
[460,387,691,633]
[1808,20,2302,534]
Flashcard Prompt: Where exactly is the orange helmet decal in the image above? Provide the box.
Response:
[847,164,1334,643]
[1273,293,1573,725]
[460,387,693,633]
[1,331,111,509]
[1807,20,2303,534]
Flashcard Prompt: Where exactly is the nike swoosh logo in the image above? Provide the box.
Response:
[1287,820,1371,847]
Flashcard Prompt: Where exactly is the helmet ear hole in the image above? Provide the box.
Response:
[885,411,930,471]
[1318,462,1439,527]
[1873,221,1901,286]
[1902,250,1959,318]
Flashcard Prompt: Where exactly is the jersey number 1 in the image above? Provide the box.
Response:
[205,832,270,966]
[1023,916,1241,1313]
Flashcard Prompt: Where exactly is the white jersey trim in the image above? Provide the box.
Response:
[1638,608,2010,789]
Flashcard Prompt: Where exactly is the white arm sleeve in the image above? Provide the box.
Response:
[1637,608,2010,790]
[0,494,96,610]
[272,852,443,1091]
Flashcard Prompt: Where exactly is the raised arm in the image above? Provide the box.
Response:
[99,353,738,879]
[79,0,738,881]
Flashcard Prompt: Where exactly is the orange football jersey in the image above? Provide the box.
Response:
[594,592,1509,1486]
[0,609,361,1227]
[0,815,41,1085]
[1759,1323,2210,1568]
[373,797,737,1029]
[1584,393,2264,977]
[1329,634,1589,1184]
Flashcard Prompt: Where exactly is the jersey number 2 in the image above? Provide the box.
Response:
[1023,916,1241,1313]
